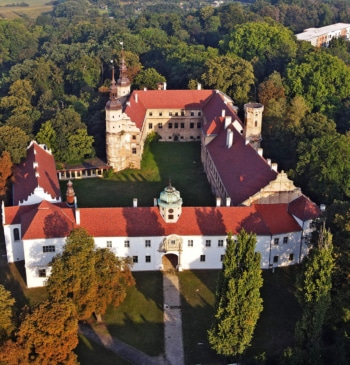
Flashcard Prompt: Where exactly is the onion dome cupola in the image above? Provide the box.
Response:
[158,180,183,223]
[106,66,122,111]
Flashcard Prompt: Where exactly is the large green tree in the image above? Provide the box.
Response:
[208,230,263,357]
[0,126,29,164]
[0,285,15,345]
[294,229,334,364]
[201,55,254,105]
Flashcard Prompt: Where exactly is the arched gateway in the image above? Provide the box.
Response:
[162,253,179,272]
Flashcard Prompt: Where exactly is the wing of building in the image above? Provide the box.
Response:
[2,57,322,288]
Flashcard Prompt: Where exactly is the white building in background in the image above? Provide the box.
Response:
[296,23,350,47]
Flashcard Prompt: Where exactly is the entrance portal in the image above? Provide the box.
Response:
[162,253,178,272]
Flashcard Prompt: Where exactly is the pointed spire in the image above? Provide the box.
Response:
[109,61,118,100]
[117,49,130,88]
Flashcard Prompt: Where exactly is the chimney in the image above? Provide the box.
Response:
[33,162,38,168]
[257,148,263,156]
[144,87,147,91]
[133,198,138,207]
[75,208,80,225]
[35,172,40,178]
[272,163,278,172]
[226,197,231,207]
[197,83,201,90]
[154,198,157,206]
[164,82,167,90]
[135,93,138,103]
[66,180,75,206]
[266,158,271,166]
[225,116,232,129]
[221,109,225,117]
[226,129,233,148]
[216,197,221,207]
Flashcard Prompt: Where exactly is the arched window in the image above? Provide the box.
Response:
[254,120,258,127]
[13,228,20,241]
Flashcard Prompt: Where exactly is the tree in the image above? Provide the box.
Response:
[47,228,97,320]
[35,121,57,154]
[67,129,94,161]
[0,299,79,365]
[47,228,135,321]
[94,248,135,322]
[208,230,263,358]
[0,151,12,199]
[133,68,166,90]
[0,285,15,345]
[294,229,334,364]
[201,55,254,105]
[0,126,29,164]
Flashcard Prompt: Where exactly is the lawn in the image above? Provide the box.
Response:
[0,0,53,19]
[60,142,215,207]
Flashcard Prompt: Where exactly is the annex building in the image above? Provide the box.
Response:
[296,22,350,47]
[2,56,321,288]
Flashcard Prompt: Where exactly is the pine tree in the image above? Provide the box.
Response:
[294,228,334,364]
[208,229,263,357]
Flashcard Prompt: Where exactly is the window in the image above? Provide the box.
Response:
[197,122,201,128]
[175,112,178,116]
[149,112,153,116]
[200,255,206,262]
[146,255,151,263]
[145,240,151,247]
[132,148,137,154]
[133,256,138,263]
[13,228,20,241]
[181,111,185,116]
[188,240,193,247]
[107,241,112,248]
[158,123,163,129]
[38,269,46,277]
[273,255,279,263]
[218,240,224,247]
[168,214,174,219]
[190,122,194,129]
[198,112,201,116]
[168,123,173,129]
[174,123,178,128]
[132,135,136,140]
[43,245,55,253]
[283,237,288,244]
[124,240,130,247]
[254,120,258,127]
[180,122,185,128]
[190,112,194,116]
[206,240,211,247]
[220,255,224,261]
[159,112,162,116]
[289,253,294,261]
[148,123,153,129]
[168,136,172,140]
[274,238,279,245]
[169,112,173,116]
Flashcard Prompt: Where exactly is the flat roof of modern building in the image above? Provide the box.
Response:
[296,22,350,41]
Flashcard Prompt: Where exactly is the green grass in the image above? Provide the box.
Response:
[60,142,215,208]
[76,334,132,365]
[103,272,164,357]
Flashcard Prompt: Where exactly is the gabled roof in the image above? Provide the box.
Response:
[5,202,302,240]
[288,195,321,221]
[12,141,61,205]
[206,124,277,205]
[124,89,215,129]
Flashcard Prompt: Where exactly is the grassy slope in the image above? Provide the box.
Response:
[0,0,52,19]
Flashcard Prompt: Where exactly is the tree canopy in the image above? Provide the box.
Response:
[208,230,263,357]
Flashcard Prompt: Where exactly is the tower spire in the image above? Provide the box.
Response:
[109,61,118,100]
[117,43,131,96]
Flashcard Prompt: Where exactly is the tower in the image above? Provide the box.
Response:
[158,181,183,223]
[243,103,264,150]
[116,50,130,97]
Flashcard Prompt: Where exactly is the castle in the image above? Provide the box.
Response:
[2,54,321,288]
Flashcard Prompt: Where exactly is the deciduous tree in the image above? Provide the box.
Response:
[208,230,263,357]
[0,285,15,345]
[0,126,29,164]
[0,151,12,198]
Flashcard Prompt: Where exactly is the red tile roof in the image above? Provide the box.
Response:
[5,202,302,240]
[206,125,277,205]
[13,141,61,205]
[124,89,215,129]
[288,195,321,221]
